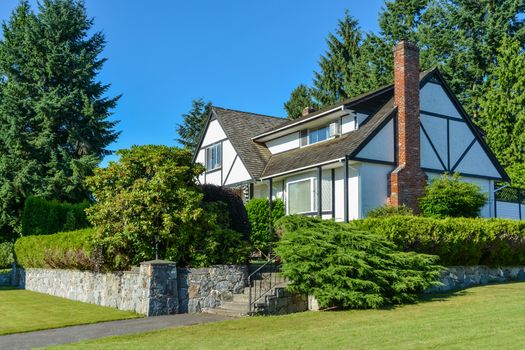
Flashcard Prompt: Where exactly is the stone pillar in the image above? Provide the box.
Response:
[140,260,178,316]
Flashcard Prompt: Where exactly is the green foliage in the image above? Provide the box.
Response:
[275,216,442,309]
[419,173,487,218]
[245,198,285,255]
[199,184,251,240]
[14,228,99,270]
[86,145,205,270]
[479,36,525,187]
[0,0,119,240]
[355,216,525,266]
[21,197,90,236]
[367,204,414,218]
[283,84,318,119]
[176,98,212,153]
[0,242,14,269]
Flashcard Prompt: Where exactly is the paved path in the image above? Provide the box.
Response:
[0,313,233,350]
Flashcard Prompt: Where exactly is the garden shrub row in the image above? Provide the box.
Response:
[14,228,101,271]
[245,198,285,255]
[21,197,90,236]
[354,216,525,267]
[0,242,14,268]
[274,215,442,309]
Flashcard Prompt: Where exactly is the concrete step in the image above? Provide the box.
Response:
[204,307,248,317]
[219,301,250,312]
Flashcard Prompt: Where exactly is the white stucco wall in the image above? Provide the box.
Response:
[496,201,525,220]
[420,82,461,118]
[359,163,393,217]
[266,132,300,154]
[355,119,394,163]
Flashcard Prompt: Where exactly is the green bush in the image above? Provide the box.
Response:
[419,173,487,218]
[14,228,101,270]
[275,216,442,309]
[245,198,285,255]
[0,242,14,268]
[355,216,525,266]
[367,204,414,218]
[21,197,90,236]
[200,184,251,239]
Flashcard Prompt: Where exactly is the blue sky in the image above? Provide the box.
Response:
[0,0,385,164]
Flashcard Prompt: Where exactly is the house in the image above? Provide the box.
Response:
[193,41,509,221]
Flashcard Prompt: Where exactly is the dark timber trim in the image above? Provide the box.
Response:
[331,169,336,219]
[420,110,463,122]
[420,122,447,170]
[317,166,322,217]
[351,157,395,166]
[222,154,238,185]
[446,119,450,170]
[451,138,476,172]
[344,155,349,223]
[421,167,503,181]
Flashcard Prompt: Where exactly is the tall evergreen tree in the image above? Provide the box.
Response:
[0,0,119,239]
[479,36,525,187]
[176,98,212,153]
[283,84,317,119]
[312,11,362,106]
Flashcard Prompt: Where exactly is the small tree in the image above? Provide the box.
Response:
[86,145,205,270]
[419,173,487,218]
[245,198,285,256]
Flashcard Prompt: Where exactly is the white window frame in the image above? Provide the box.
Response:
[205,142,222,172]
[286,177,316,215]
[300,121,340,148]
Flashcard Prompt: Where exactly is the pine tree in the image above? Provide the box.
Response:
[479,36,525,187]
[312,11,362,105]
[0,0,119,239]
[176,98,212,153]
[283,84,317,119]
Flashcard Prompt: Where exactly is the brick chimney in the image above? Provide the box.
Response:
[388,41,427,212]
[302,106,316,116]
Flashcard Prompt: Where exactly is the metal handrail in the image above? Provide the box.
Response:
[248,256,286,314]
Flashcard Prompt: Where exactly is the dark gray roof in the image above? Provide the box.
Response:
[211,107,286,179]
[260,99,397,178]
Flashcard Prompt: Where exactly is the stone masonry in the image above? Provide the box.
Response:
[177,265,247,313]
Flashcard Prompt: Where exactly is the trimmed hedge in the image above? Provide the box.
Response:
[21,197,90,236]
[14,228,101,271]
[275,215,442,309]
[245,198,285,254]
[0,242,14,268]
[354,216,525,267]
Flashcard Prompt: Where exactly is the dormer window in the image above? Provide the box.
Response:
[300,121,340,147]
[205,142,221,171]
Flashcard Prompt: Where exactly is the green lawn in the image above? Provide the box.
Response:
[50,282,525,350]
[0,287,140,335]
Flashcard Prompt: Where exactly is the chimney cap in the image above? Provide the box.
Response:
[393,40,419,52]
[302,106,316,116]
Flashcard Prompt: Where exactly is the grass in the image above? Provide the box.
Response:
[48,282,525,350]
[0,287,140,335]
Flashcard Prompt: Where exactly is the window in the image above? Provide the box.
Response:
[308,125,329,144]
[287,178,314,214]
[205,143,221,171]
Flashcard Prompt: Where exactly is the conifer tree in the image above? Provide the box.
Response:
[479,36,525,187]
[176,98,212,153]
[0,0,119,239]
[283,84,316,119]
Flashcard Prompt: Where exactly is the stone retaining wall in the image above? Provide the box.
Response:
[17,260,178,316]
[177,265,247,313]
[427,266,525,293]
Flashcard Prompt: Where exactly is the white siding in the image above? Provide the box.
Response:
[420,82,461,118]
[359,163,393,217]
[332,166,359,221]
[355,119,394,163]
[202,119,227,146]
[205,169,221,186]
[341,114,356,134]
[496,201,524,220]
[419,81,502,181]
[266,132,300,154]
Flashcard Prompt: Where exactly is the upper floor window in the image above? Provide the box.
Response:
[300,121,340,147]
[205,143,221,171]
[309,125,329,144]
